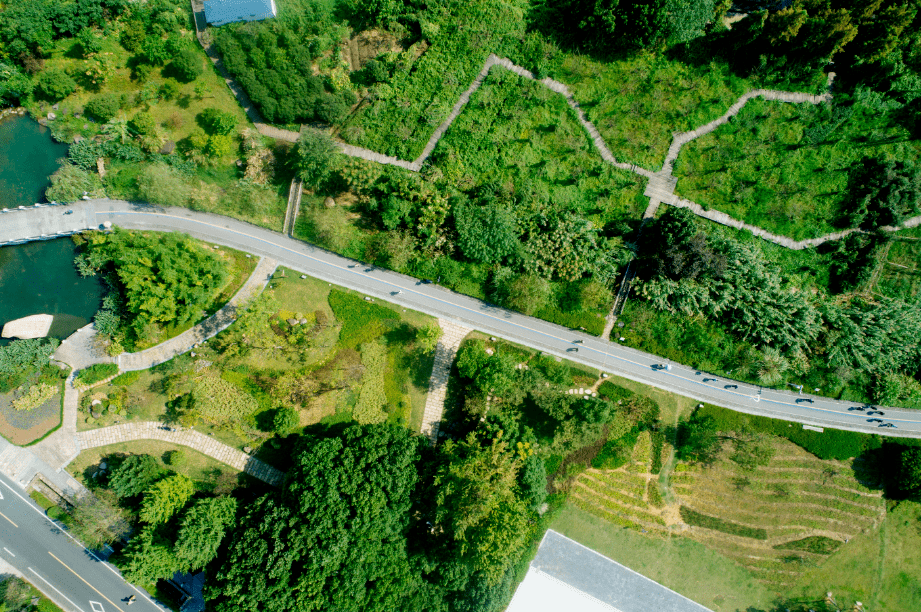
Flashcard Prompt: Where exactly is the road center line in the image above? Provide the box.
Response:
[29,567,89,612]
[0,510,18,527]
[48,551,125,612]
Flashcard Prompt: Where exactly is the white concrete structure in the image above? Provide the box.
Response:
[1,314,53,339]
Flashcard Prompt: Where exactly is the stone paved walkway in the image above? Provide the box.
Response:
[420,319,471,443]
[76,423,285,486]
[118,256,277,371]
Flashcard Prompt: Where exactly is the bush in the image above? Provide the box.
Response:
[85,93,122,122]
[199,108,238,136]
[36,67,78,101]
[696,404,882,460]
[206,134,237,158]
[75,363,119,387]
[591,427,639,470]
[130,111,158,136]
[170,47,203,83]
[11,383,57,411]
[47,505,68,521]
[293,129,337,188]
[680,506,768,540]
[773,535,843,555]
[164,449,186,466]
[273,406,299,432]
[136,163,192,207]
[46,164,105,202]
[112,371,141,386]
[650,430,665,474]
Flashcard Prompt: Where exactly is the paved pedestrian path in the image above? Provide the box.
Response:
[117,256,277,371]
[76,423,285,486]
[420,319,471,443]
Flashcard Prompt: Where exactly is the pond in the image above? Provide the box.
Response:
[0,116,103,346]
[0,115,68,208]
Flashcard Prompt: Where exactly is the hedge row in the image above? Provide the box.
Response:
[75,363,119,387]
[697,404,883,460]
[679,506,768,540]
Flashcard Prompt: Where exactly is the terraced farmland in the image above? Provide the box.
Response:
[570,431,885,594]
[671,440,886,591]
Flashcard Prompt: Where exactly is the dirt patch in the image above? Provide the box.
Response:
[343,29,403,71]
[0,389,62,445]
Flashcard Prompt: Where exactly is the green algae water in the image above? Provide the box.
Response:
[0,115,68,207]
[0,116,103,346]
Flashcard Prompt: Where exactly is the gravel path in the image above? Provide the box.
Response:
[420,320,471,442]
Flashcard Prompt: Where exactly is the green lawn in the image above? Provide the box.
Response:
[551,503,775,612]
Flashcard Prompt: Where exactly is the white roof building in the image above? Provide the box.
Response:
[204,0,277,27]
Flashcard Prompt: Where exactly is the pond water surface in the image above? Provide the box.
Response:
[0,116,103,346]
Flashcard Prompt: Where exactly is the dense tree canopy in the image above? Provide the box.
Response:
[843,156,921,229]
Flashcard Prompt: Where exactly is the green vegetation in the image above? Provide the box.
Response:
[679,506,769,540]
[1,575,66,612]
[774,536,843,555]
[79,268,436,454]
[75,363,119,388]
[10,383,57,411]
[74,229,234,351]
[673,97,919,240]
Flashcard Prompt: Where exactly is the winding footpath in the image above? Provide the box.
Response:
[6,199,920,442]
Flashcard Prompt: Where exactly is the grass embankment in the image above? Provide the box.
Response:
[78,269,438,462]
[69,440,243,494]
[672,96,919,241]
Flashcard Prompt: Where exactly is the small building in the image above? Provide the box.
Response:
[203,0,277,27]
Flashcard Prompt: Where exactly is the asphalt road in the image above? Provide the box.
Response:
[0,473,162,612]
[88,200,921,438]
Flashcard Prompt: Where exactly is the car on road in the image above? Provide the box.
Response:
[63,209,73,215]
[867,418,883,423]
[796,398,814,404]
[879,423,897,428]
[867,410,885,416]
[417,279,433,285]
[725,384,738,390]
[848,406,865,411]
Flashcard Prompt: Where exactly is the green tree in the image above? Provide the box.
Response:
[0,576,31,612]
[140,473,195,525]
[0,62,34,105]
[416,322,443,354]
[68,495,130,549]
[205,134,236,158]
[175,496,238,571]
[455,202,520,264]
[170,47,203,83]
[432,433,530,584]
[77,28,102,57]
[898,447,921,500]
[102,117,130,144]
[119,528,182,584]
[35,67,77,101]
[676,412,722,465]
[207,424,423,612]
[85,93,122,122]
[293,129,338,188]
[844,156,921,229]
[199,108,238,135]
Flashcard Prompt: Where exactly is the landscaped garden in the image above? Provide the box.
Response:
[0,339,67,445]
[76,265,438,465]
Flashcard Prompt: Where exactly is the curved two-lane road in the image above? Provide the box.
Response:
[57,199,921,438]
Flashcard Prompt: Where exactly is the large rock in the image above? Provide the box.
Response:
[1,314,53,339]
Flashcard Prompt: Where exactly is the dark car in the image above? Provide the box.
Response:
[848,406,865,411]
[63,209,73,215]
[878,423,897,428]
[867,410,885,416]
[867,418,883,423]
[724,384,738,390]
[417,279,433,285]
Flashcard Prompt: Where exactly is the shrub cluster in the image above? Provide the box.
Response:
[679,506,768,540]
[75,363,119,387]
